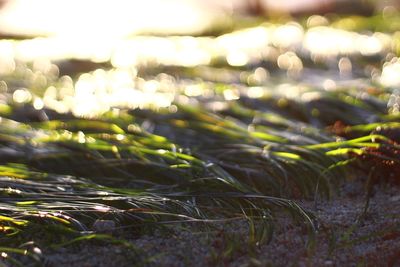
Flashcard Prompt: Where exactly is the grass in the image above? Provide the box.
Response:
[1,12,400,266]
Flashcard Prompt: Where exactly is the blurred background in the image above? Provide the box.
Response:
[1,0,400,118]
[0,0,394,37]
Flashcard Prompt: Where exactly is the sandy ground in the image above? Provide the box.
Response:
[32,179,400,267]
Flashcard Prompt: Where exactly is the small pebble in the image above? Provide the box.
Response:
[324,260,333,266]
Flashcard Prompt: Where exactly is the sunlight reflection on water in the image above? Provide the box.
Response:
[0,0,221,37]
[0,16,398,117]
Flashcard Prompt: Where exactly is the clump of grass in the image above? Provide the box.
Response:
[0,113,319,265]
[2,91,397,265]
